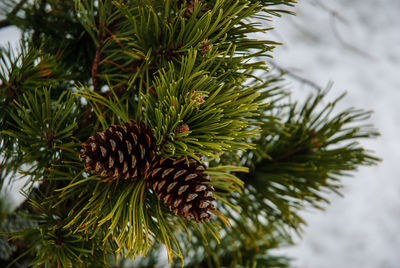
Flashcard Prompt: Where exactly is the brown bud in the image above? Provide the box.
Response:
[175,124,190,135]
[46,130,55,145]
[199,39,212,53]
[54,237,63,247]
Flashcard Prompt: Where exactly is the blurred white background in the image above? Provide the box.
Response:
[1,1,399,267]
[270,1,400,267]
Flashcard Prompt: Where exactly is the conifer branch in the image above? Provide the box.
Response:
[0,1,380,267]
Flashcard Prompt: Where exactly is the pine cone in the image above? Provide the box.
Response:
[80,120,156,180]
[147,156,215,222]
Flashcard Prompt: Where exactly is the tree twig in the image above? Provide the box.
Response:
[91,29,104,92]
[310,0,348,24]
[269,61,322,92]
[330,15,377,61]
[312,0,377,60]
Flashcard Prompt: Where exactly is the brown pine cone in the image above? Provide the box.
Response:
[146,156,215,222]
[80,120,156,180]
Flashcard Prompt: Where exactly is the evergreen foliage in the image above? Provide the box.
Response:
[0,0,379,267]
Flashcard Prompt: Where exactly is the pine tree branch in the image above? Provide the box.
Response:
[240,91,380,230]
[91,29,104,92]
[0,1,380,266]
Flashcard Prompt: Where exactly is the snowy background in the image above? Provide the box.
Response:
[270,1,400,268]
[1,0,399,267]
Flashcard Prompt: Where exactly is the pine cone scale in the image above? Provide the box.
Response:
[162,168,174,178]
[178,185,189,195]
[167,182,178,192]
[184,173,197,181]
[100,145,107,157]
[173,169,187,179]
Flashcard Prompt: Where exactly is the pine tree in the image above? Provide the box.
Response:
[0,0,379,267]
